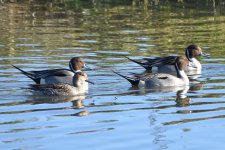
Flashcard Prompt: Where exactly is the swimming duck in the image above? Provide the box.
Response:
[114,56,189,88]
[126,45,209,75]
[28,71,94,96]
[12,57,90,85]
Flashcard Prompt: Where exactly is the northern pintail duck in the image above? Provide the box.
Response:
[126,45,209,75]
[29,71,94,96]
[12,57,90,85]
[114,56,189,88]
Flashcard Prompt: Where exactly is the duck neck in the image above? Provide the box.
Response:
[185,48,193,62]
[69,62,75,72]
[175,63,189,85]
[189,58,201,69]
[73,77,81,87]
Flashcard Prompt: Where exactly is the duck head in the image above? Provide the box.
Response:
[69,57,92,72]
[185,45,210,61]
[73,71,94,87]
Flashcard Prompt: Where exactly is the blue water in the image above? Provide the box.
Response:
[1,1,225,150]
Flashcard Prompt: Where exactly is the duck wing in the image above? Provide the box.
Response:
[34,69,73,79]
[29,83,70,90]
[12,64,73,84]
[125,56,179,70]
[143,56,178,66]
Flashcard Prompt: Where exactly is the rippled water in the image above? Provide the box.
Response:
[1,1,225,149]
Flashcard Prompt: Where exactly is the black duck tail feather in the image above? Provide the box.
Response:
[144,58,166,66]
[124,56,146,66]
[11,65,41,84]
[11,64,33,75]
[124,56,152,70]
[112,71,139,86]
[25,84,38,90]
[144,56,177,67]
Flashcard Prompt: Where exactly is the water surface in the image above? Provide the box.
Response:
[1,1,225,150]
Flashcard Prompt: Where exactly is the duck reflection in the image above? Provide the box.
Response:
[29,95,85,105]
[71,97,85,109]
[128,84,189,95]
[175,86,191,107]
[26,95,90,117]
[72,111,90,117]
[127,80,203,109]
[175,83,203,107]
[189,82,203,91]
[187,72,202,80]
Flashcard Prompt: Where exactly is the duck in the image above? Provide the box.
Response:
[28,71,94,96]
[12,57,90,85]
[125,45,209,75]
[114,56,189,88]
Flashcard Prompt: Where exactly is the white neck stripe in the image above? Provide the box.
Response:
[186,48,192,62]
[69,61,76,72]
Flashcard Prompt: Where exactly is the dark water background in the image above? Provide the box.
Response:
[1,0,225,149]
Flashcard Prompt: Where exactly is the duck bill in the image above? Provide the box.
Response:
[82,64,92,71]
[85,80,94,85]
[199,53,210,57]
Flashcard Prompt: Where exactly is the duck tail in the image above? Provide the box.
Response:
[124,56,152,70]
[11,64,41,84]
[112,70,139,86]
[25,84,38,90]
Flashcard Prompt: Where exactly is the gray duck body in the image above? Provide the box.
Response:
[126,45,209,75]
[12,57,87,85]
[115,56,190,88]
[28,71,90,96]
